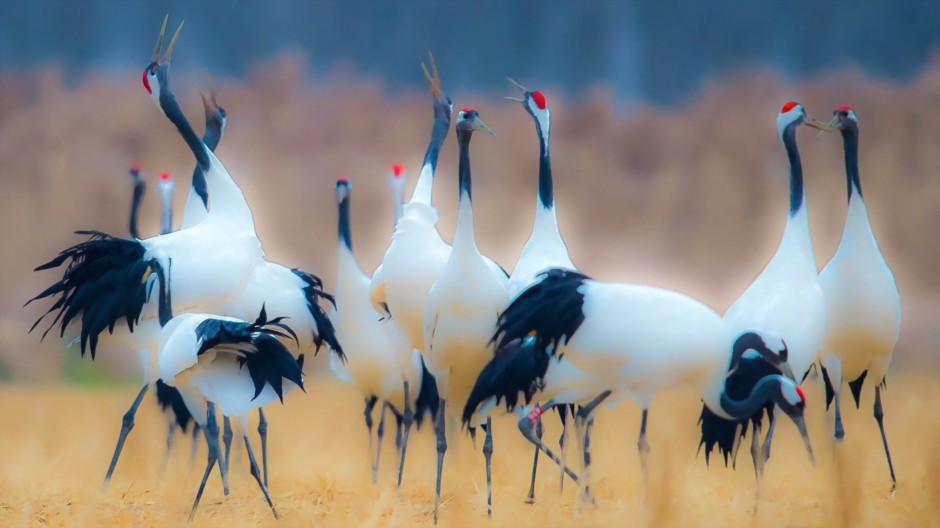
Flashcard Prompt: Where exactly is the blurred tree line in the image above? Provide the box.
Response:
[1,0,938,106]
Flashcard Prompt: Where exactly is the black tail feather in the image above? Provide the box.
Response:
[27,231,149,359]
[155,379,195,432]
[414,356,440,429]
[461,338,549,427]
[290,268,344,361]
[848,370,868,408]
[820,364,836,410]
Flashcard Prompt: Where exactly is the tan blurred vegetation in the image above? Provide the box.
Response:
[1,56,939,381]
[0,376,938,527]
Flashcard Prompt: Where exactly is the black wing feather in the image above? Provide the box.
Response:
[290,268,344,361]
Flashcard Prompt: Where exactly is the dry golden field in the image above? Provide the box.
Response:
[0,373,938,528]
[1,55,939,527]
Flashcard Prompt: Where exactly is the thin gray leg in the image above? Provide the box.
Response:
[559,407,570,493]
[102,384,149,490]
[373,402,388,484]
[433,398,447,524]
[190,424,200,467]
[582,416,597,504]
[258,409,269,487]
[760,413,776,465]
[750,420,764,513]
[637,409,650,487]
[364,396,378,460]
[524,416,543,504]
[160,422,177,476]
[189,402,220,522]
[483,417,494,518]
[834,389,845,440]
[222,416,233,475]
[244,434,278,519]
[873,386,897,491]
[397,381,414,488]
[517,413,580,485]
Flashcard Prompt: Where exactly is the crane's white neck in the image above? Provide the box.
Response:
[410,162,434,206]
[199,150,257,234]
[181,187,208,229]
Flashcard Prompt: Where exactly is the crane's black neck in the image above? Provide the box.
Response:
[457,129,473,201]
[422,97,451,174]
[338,195,352,251]
[151,259,173,327]
[189,114,225,208]
[720,375,783,418]
[535,122,554,209]
[782,121,804,216]
[130,181,145,239]
[781,121,805,216]
[157,68,210,173]
[840,123,862,201]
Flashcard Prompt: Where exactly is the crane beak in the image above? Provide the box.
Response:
[159,20,185,64]
[802,112,831,131]
[471,116,497,137]
[198,71,219,111]
[785,407,816,467]
[421,51,444,100]
[506,76,528,92]
[811,115,841,142]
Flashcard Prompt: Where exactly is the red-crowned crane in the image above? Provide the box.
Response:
[698,102,829,501]
[149,259,300,521]
[27,17,341,492]
[493,268,816,504]
[463,80,601,504]
[328,176,437,484]
[422,108,506,523]
[817,105,900,491]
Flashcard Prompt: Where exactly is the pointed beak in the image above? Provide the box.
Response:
[802,111,831,132]
[505,77,527,102]
[471,116,497,137]
[152,15,168,62]
[159,20,185,64]
[812,115,841,141]
[198,71,219,112]
[421,51,443,100]
[787,409,816,466]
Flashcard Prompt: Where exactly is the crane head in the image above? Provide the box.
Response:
[157,170,175,193]
[776,101,828,139]
[335,178,351,204]
[456,108,496,137]
[506,77,551,138]
[196,72,228,135]
[387,163,407,195]
[826,105,858,130]
[421,52,453,127]
[129,164,144,185]
[142,15,184,106]
[776,378,815,466]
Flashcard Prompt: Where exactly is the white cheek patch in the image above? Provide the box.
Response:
[781,381,801,405]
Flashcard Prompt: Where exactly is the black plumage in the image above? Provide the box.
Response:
[820,365,870,410]
[194,306,304,402]
[492,268,588,356]
[698,355,778,466]
[462,338,549,427]
[27,231,149,359]
[290,268,344,361]
[414,356,440,428]
[155,379,195,432]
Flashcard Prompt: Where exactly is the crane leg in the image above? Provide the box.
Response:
[189,402,221,522]
[244,433,278,519]
[397,381,414,488]
[160,421,177,476]
[364,396,378,467]
[834,390,845,440]
[637,409,650,487]
[580,415,597,505]
[517,413,580,484]
[761,412,777,466]
[258,409,269,487]
[750,420,764,514]
[222,416,233,477]
[433,398,447,525]
[210,408,229,495]
[102,384,149,490]
[372,402,387,484]
[558,405,571,493]
[574,391,612,505]
[483,416,495,518]
[524,416,543,504]
[190,424,201,467]
[873,386,897,492]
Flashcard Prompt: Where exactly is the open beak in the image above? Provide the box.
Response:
[421,51,444,100]
[787,408,816,466]
[198,72,219,111]
[812,115,841,141]
[159,20,185,64]
[505,76,527,102]
[471,116,497,137]
[152,15,168,62]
